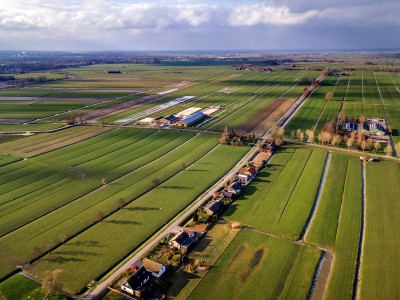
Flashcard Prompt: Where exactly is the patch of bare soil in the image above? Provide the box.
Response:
[241,98,295,135]
[81,94,166,122]
[213,74,242,83]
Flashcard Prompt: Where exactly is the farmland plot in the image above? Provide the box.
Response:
[28,143,248,293]
[225,146,327,239]
[187,229,321,300]
[360,160,400,299]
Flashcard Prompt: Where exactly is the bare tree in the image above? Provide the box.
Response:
[117,197,126,210]
[396,142,400,157]
[338,111,346,125]
[385,145,393,156]
[359,114,366,124]
[360,140,367,152]
[290,130,295,139]
[151,178,161,187]
[33,246,42,258]
[43,270,63,297]
[298,131,304,143]
[59,232,67,244]
[373,142,381,152]
[220,126,229,144]
[276,126,285,137]
[366,139,373,151]
[331,134,341,147]
[317,132,323,144]
[95,211,105,222]
[274,137,283,147]
[325,92,334,101]
[346,138,354,150]
[305,129,315,143]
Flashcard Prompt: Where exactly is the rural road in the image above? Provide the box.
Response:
[84,144,259,299]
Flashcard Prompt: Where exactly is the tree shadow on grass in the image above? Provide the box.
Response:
[125,206,159,211]
[45,256,86,264]
[159,185,193,190]
[55,250,103,257]
[104,220,141,225]
[66,240,102,247]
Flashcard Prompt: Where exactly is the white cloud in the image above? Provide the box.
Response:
[228,4,318,26]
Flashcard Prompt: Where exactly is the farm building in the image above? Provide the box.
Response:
[142,259,167,278]
[204,200,223,215]
[344,119,387,136]
[226,181,244,195]
[151,116,164,126]
[177,112,207,127]
[176,107,202,117]
[252,150,272,168]
[121,266,150,297]
[162,115,180,125]
[169,231,189,250]
[105,70,121,74]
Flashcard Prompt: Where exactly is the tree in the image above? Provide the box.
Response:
[322,120,336,134]
[366,139,373,151]
[220,126,229,144]
[101,178,107,185]
[396,142,400,157]
[346,138,354,150]
[95,211,105,222]
[338,111,346,125]
[274,137,283,147]
[276,126,285,137]
[373,142,381,152]
[45,240,52,254]
[59,232,67,244]
[317,133,323,144]
[299,131,305,143]
[360,140,367,152]
[33,246,42,258]
[43,270,63,297]
[305,129,314,143]
[331,134,341,147]
[325,92,334,101]
[359,114,366,124]
[151,177,161,187]
[117,197,126,210]
[385,145,393,156]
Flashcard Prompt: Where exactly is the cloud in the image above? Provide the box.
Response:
[228,4,318,26]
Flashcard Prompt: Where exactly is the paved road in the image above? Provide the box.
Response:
[84,145,259,299]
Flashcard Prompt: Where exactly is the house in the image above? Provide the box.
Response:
[176,112,207,127]
[204,200,222,215]
[252,151,272,168]
[222,190,234,199]
[237,173,250,184]
[243,167,256,177]
[226,181,244,195]
[169,231,189,250]
[121,266,150,297]
[143,258,167,278]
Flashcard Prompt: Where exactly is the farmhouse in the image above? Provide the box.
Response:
[204,199,223,215]
[151,116,164,126]
[121,266,150,297]
[176,112,207,127]
[142,258,167,278]
[169,229,202,253]
[226,181,244,195]
[252,150,272,168]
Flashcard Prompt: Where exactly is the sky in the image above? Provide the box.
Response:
[0,0,399,51]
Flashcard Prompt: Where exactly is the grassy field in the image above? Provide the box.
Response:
[324,158,362,300]
[28,143,248,293]
[0,274,46,300]
[187,228,321,300]
[360,160,400,299]
[225,146,327,239]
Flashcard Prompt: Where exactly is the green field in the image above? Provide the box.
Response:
[360,160,400,299]
[187,228,321,300]
[225,146,327,239]
[0,274,46,300]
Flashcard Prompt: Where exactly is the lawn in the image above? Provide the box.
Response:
[187,228,321,300]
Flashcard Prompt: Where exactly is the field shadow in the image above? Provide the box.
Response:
[66,240,102,247]
[45,256,86,264]
[159,185,193,190]
[125,206,159,211]
[192,236,212,253]
[392,129,399,137]
[55,250,103,257]
[105,219,141,225]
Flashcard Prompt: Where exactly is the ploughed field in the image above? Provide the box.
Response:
[0,126,248,293]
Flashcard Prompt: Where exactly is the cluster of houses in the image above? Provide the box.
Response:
[119,142,275,299]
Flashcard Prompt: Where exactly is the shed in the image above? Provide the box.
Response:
[177,112,207,127]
